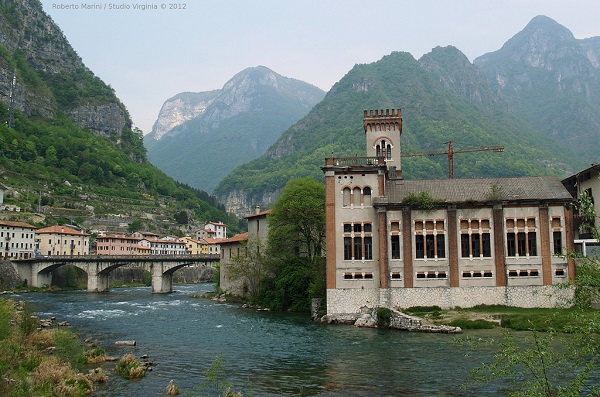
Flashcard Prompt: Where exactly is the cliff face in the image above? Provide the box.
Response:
[0,0,132,148]
[145,66,325,194]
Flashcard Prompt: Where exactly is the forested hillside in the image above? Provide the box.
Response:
[0,0,240,233]
[214,49,584,214]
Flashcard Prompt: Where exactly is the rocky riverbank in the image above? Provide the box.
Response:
[320,306,463,333]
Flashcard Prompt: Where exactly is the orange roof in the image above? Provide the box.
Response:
[0,220,37,229]
[220,232,249,245]
[204,237,226,244]
[36,225,90,236]
[245,209,272,219]
[97,234,141,241]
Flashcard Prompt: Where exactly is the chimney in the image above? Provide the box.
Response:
[255,205,260,215]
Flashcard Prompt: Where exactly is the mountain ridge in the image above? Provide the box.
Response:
[144,66,325,193]
[214,17,597,215]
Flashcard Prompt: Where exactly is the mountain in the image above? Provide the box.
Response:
[0,0,240,234]
[214,46,585,215]
[144,66,325,193]
[474,15,600,159]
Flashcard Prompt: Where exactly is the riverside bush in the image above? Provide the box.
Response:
[114,353,146,379]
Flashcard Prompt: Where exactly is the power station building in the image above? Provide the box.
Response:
[322,109,575,314]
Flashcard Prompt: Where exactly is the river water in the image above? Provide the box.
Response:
[15,284,507,396]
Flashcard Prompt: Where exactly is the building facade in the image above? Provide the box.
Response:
[562,164,600,256]
[220,207,271,295]
[322,109,575,313]
[0,220,37,259]
[36,225,90,256]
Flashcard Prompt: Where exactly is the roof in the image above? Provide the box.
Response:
[383,176,573,205]
[245,209,272,219]
[204,238,225,244]
[220,232,249,245]
[37,225,90,236]
[0,220,37,229]
[97,234,141,241]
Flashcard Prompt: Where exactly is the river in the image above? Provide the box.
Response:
[15,283,507,396]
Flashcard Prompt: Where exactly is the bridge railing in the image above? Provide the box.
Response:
[13,254,220,263]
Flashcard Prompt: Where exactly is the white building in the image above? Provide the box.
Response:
[0,220,37,259]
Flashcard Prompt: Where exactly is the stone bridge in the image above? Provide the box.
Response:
[11,254,219,293]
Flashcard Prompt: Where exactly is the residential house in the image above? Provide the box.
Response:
[562,163,600,256]
[36,225,90,256]
[95,234,141,255]
[220,206,271,295]
[197,221,227,240]
[322,109,575,314]
[179,236,208,255]
[0,220,37,259]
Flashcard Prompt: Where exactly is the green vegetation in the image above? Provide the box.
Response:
[402,191,440,211]
[113,354,146,379]
[224,177,326,312]
[215,50,584,204]
[460,190,600,396]
[256,177,326,312]
[0,299,106,396]
[376,307,392,328]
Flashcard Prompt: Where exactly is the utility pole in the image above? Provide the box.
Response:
[403,141,505,178]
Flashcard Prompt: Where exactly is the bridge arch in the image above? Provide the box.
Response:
[12,255,219,293]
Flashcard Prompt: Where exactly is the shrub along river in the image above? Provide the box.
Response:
[16,283,508,396]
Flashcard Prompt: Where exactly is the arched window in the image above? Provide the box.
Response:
[381,140,387,159]
[342,187,351,207]
[376,145,381,157]
[363,187,372,206]
[386,143,392,160]
[353,187,361,207]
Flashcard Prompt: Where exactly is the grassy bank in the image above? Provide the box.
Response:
[0,298,109,397]
[403,304,600,331]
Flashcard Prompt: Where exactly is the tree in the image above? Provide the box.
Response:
[226,237,269,298]
[267,177,325,265]
[465,190,600,396]
[257,177,326,312]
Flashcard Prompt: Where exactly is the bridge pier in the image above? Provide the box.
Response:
[152,262,173,293]
[87,268,110,292]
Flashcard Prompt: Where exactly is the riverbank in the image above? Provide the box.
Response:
[0,298,105,396]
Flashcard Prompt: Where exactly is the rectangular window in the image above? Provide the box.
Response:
[461,234,470,257]
[364,223,372,233]
[507,233,516,256]
[415,235,424,259]
[354,237,362,260]
[471,233,481,257]
[528,232,537,256]
[391,235,400,259]
[482,233,491,257]
[344,224,352,233]
[425,235,435,258]
[517,232,526,256]
[353,224,362,233]
[344,237,352,260]
[364,237,373,260]
[437,234,445,258]
[553,231,562,255]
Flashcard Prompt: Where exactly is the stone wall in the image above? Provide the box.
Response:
[0,260,21,290]
[327,285,575,314]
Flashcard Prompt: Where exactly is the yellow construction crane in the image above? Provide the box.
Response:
[402,141,504,178]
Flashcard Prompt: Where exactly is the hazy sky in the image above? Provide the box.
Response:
[39,0,600,134]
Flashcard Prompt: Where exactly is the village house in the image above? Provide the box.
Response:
[178,236,208,255]
[0,219,37,259]
[562,163,600,256]
[95,234,141,255]
[322,109,575,314]
[196,221,227,240]
[220,207,271,295]
[36,225,90,256]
